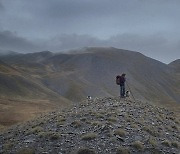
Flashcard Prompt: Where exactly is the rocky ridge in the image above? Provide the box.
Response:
[0,97,179,154]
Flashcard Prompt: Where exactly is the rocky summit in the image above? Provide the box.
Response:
[0,97,179,154]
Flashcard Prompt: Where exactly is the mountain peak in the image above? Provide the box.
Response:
[169,59,180,66]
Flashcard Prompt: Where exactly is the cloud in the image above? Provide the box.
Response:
[0,0,4,10]
[35,33,179,63]
[40,34,106,51]
[108,33,180,63]
[0,30,39,52]
[1,0,180,40]
[0,0,4,9]
[0,30,179,63]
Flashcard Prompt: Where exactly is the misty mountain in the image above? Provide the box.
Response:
[1,47,179,105]
[0,49,18,56]
[0,47,180,129]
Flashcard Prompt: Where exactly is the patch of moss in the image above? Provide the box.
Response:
[3,142,14,151]
[132,141,144,150]
[95,113,104,118]
[116,146,130,154]
[171,141,179,148]
[130,123,138,129]
[71,120,82,128]
[162,140,171,147]
[38,131,60,140]
[143,126,159,137]
[148,137,157,147]
[16,147,35,154]
[49,132,60,140]
[57,117,66,122]
[81,132,97,140]
[91,121,102,127]
[28,126,44,135]
[171,125,178,130]
[114,128,126,137]
[107,117,118,123]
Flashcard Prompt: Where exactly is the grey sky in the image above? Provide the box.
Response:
[0,0,180,63]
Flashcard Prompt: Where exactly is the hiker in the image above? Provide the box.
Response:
[116,73,126,98]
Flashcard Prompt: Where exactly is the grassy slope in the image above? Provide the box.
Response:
[0,48,179,129]
[0,60,71,130]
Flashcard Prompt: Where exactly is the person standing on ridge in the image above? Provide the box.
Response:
[116,73,126,98]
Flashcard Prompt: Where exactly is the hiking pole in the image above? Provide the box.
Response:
[126,81,136,102]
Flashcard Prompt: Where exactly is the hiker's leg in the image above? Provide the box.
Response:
[120,86,123,97]
[122,85,125,97]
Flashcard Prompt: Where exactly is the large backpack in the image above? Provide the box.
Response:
[116,75,121,85]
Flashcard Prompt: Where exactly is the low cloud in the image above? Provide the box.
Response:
[0,31,179,63]
[40,34,106,51]
[107,33,179,63]
[0,1,3,9]
[0,0,5,11]
[0,30,39,52]
[42,33,180,63]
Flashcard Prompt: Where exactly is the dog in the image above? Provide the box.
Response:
[126,91,130,97]
[87,96,92,100]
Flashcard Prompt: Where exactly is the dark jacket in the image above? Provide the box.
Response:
[120,76,126,86]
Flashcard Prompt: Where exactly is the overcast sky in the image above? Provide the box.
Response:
[0,0,180,63]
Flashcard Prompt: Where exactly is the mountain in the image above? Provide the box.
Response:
[0,49,18,56]
[0,97,179,153]
[0,47,179,128]
[1,47,180,104]
[168,59,180,106]
[169,59,180,74]
[0,59,70,128]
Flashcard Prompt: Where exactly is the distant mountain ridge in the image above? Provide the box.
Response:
[0,47,179,128]
[1,47,179,104]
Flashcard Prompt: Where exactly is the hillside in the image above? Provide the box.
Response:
[168,59,180,106]
[0,97,179,154]
[0,59,70,129]
[0,47,179,129]
[169,59,180,74]
[1,47,180,104]
[0,58,60,99]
